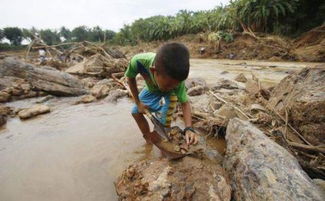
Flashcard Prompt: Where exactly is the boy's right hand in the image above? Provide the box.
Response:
[137,102,149,114]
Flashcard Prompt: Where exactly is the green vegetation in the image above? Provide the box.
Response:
[0,0,324,49]
[113,0,324,44]
[0,26,116,51]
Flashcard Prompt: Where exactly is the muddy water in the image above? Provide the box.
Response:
[190,59,322,87]
[0,59,319,201]
[0,97,161,201]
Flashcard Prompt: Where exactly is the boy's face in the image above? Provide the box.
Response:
[150,67,180,92]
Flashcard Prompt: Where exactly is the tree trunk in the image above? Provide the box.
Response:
[0,57,87,96]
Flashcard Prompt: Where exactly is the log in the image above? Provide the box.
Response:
[0,57,87,96]
[224,118,325,201]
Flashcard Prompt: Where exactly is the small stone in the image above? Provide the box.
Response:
[18,104,50,119]
[235,73,248,83]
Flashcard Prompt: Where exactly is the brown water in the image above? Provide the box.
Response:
[0,59,319,201]
[0,97,162,201]
[190,59,322,87]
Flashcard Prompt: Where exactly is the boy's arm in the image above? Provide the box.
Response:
[181,101,192,127]
[181,101,198,145]
[127,77,148,113]
[127,77,140,104]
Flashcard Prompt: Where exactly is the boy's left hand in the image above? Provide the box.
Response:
[185,130,198,145]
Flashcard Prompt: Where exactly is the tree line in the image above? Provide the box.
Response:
[0,26,116,48]
[113,0,324,45]
[1,0,324,48]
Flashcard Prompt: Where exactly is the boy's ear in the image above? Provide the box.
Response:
[149,67,156,73]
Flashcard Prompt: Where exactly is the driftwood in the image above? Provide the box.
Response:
[0,57,87,96]
[224,118,325,201]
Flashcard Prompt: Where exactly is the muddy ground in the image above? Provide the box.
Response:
[0,41,324,201]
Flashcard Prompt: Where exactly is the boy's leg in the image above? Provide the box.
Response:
[131,88,162,143]
[132,113,151,143]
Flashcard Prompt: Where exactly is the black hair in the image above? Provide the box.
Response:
[155,42,190,81]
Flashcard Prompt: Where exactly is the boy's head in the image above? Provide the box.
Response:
[150,42,190,92]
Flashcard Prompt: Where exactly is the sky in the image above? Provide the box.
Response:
[0,0,230,32]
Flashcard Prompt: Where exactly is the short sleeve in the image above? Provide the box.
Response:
[124,56,138,78]
[174,81,188,103]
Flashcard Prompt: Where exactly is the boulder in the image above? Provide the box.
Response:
[116,157,231,201]
[65,54,127,77]
[224,118,325,201]
[267,67,325,145]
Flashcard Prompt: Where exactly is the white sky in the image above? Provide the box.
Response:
[0,0,230,32]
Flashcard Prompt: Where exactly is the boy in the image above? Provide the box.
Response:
[125,42,198,145]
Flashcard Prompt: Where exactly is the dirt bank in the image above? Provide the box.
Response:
[117,25,325,62]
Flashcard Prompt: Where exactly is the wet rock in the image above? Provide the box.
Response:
[267,67,325,145]
[187,85,206,96]
[116,157,231,201]
[211,79,239,90]
[105,89,128,103]
[65,54,127,77]
[214,104,238,122]
[245,79,259,95]
[189,94,210,113]
[81,77,99,88]
[91,79,124,99]
[18,104,50,119]
[234,73,247,83]
[0,91,10,102]
[0,105,14,116]
[0,57,87,96]
[224,118,325,201]
[0,115,6,126]
[91,84,110,99]
[220,71,229,74]
[185,77,207,89]
[75,95,97,104]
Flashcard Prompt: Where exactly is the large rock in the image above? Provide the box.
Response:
[18,104,50,119]
[224,118,325,201]
[65,54,127,77]
[267,67,325,145]
[104,89,128,103]
[0,57,87,96]
[116,157,231,201]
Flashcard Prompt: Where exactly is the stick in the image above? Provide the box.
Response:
[288,141,325,154]
[273,109,312,145]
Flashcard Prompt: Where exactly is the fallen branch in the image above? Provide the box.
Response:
[288,141,325,154]
[273,109,312,146]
